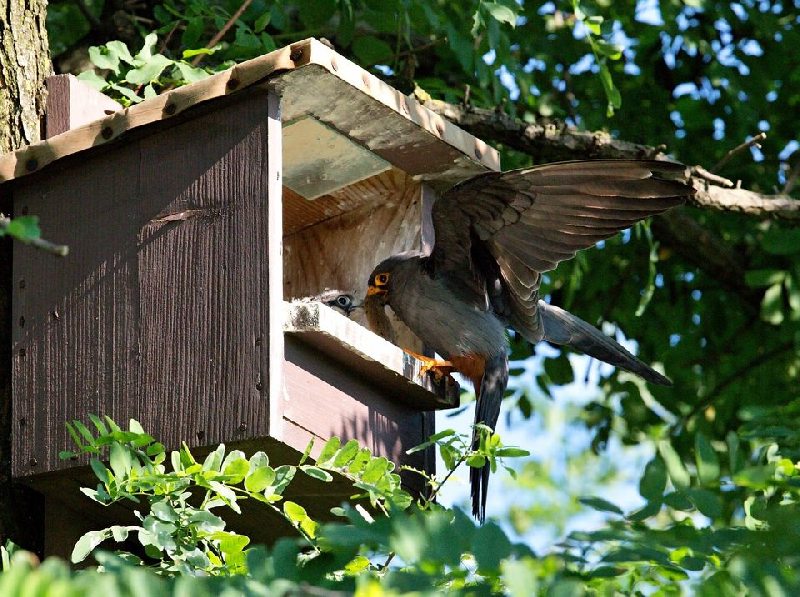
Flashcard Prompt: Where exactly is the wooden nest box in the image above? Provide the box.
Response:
[0,39,499,554]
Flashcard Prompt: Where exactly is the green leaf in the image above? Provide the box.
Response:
[745,269,786,287]
[106,40,135,65]
[88,45,120,73]
[189,510,225,534]
[352,36,394,66]
[579,496,624,515]
[658,440,690,489]
[212,531,250,554]
[761,227,800,255]
[317,437,341,465]
[687,488,722,518]
[544,354,574,385]
[344,554,371,575]
[151,501,178,523]
[283,501,307,524]
[71,529,110,563]
[494,447,530,458]
[300,465,333,482]
[222,451,249,482]
[483,2,517,27]
[664,491,693,511]
[760,283,785,325]
[272,465,296,494]
[245,453,275,492]
[125,54,173,85]
[695,433,720,485]
[181,47,218,59]
[639,456,667,501]
[333,439,360,467]
[3,215,42,243]
[76,70,108,91]
[734,465,774,488]
[254,12,271,33]
[203,444,226,472]
[136,32,159,60]
[175,62,210,83]
[472,522,512,570]
[109,442,132,479]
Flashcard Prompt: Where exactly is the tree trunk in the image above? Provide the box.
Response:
[0,0,50,547]
[0,0,50,151]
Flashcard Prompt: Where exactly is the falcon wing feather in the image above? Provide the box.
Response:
[430,160,692,342]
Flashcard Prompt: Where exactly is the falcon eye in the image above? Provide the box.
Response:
[337,295,351,307]
[375,273,390,286]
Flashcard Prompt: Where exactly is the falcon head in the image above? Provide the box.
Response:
[365,253,420,304]
[312,290,361,316]
[364,253,420,342]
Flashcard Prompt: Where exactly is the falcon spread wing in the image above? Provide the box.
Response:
[429,160,692,342]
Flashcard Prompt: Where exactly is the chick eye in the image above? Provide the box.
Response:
[375,273,389,285]
[337,295,351,307]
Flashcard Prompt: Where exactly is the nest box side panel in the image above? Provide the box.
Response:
[12,89,278,478]
[282,337,434,493]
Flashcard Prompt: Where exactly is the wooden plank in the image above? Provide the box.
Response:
[267,92,285,442]
[282,337,435,493]
[12,89,275,477]
[1,39,498,188]
[44,75,123,138]
[284,301,459,410]
[0,44,297,182]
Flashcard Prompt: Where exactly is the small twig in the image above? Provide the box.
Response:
[380,552,396,570]
[711,132,766,173]
[462,84,472,107]
[782,152,800,195]
[191,0,255,66]
[424,452,469,506]
[0,215,69,257]
[158,21,182,54]
[691,165,735,188]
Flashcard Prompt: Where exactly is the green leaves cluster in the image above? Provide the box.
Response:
[78,33,213,106]
[57,415,531,592]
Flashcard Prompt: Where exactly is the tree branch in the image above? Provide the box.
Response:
[690,178,800,220]
[422,99,800,221]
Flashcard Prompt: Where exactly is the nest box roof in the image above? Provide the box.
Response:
[0,38,498,188]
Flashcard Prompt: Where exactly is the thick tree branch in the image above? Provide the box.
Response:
[423,99,663,162]
[422,99,800,221]
[690,179,800,220]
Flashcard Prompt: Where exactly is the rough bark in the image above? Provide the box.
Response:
[0,0,50,546]
[0,0,50,152]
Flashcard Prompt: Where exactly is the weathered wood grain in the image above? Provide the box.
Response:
[283,337,434,493]
[12,89,276,477]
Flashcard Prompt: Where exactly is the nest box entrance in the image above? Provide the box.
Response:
[0,38,499,555]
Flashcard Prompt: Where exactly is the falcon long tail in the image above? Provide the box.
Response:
[538,301,670,386]
[470,353,509,523]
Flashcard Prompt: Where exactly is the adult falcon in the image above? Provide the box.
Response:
[364,160,693,522]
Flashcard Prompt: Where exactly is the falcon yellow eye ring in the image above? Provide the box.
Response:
[375,273,390,286]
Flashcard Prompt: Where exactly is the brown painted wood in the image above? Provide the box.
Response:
[44,75,122,139]
[12,89,277,477]
[282,337,434,493]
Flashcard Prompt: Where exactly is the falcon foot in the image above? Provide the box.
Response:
[403,349,456,382]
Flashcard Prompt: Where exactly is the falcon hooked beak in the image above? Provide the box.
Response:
[366,273,390,300]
